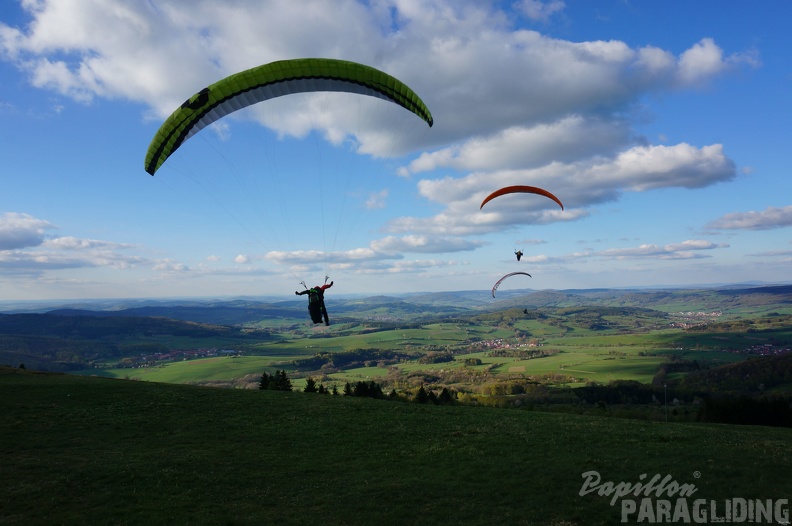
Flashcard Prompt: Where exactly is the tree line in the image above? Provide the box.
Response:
[259,370,457,405]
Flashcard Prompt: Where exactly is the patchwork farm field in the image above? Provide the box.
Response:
[78,308,791,393]
[2,288,787,400]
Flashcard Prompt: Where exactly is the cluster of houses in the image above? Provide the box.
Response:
[675,311,722,318]
[469,338,544,351]
[668,311,723,329]
[734,343,791,356]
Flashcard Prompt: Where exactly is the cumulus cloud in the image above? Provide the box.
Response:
[0,1,756,159]
[705,205,792,231]
[265,248,396,265]
[153,259,189,272]
[0,2,761,286]
[0,212,146,275]
[42,236,134,250]
[386,142,735,236]
[370,235,487,254]
[264,236,488,273]
[0,247,145,273]
[263,236,481,275]
[1,2,747,244]
[591,240,727,260]
[677,38,728,86]
[265,245,464,275]
[0,212,56,250]
[406,115,636,174]
[676,38,759,87]
[516,0,566,22]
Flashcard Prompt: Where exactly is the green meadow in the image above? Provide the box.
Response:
[2,367,790,526]
[82,342,669,387]
[88,355,295,384]
[77,315,791,392]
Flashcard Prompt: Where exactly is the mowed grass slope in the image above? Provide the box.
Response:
[87,355,295,384]
[2,367,791,526]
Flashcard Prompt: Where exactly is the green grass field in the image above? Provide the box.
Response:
[86,355,295,384]
[63,309,792,400]
[2,367,791,525]
[76,318,776,390]
[84,347,673,387]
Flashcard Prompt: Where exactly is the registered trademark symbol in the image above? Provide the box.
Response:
[693,471,701,478]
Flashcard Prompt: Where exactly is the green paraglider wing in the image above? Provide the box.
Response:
[145,58,434,175]
[480,185,564,211]
[491,271,532,298]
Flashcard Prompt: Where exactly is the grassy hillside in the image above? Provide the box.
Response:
[2,367,790,525]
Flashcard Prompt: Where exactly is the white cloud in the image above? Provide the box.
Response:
[406,115,636,174]
[0,248,145,273]
[677,38,727,86]
[0,212,56,250]
[516,0,566,22]
[370,235,486,254]
[365,189,389,210]
[0,214,145,275]
[0,2,766,295]
[260,236,481,277]
[593,240,727,260]
[604,143,736,191]
[42,236,134,250]
[265,248,395,265]
[705,205,792,231]
[153,259,189,272]
[0,1,756,159]
[387,142,735,236]
[676,38,759,87]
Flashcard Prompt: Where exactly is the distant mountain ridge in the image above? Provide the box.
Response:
[1,284,791,325]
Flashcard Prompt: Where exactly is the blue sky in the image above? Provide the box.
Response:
[1,0,791,301]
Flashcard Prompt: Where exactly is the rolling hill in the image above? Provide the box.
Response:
[2,366,791,525]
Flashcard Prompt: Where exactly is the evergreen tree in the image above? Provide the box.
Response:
[332,384,339,396]
[369,381,384,399]
[416,385,429,404]
[259,371,271,390]
[428,390,439,405]
[317,384,327,394]
[353,381,369,397]
[304,377,317,393]
[343,382,353,396]
[274,370,293,391]
[438,387,454,405]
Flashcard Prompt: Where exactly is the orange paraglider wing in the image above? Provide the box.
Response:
[480,185,564,211]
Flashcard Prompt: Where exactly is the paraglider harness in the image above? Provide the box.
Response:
[298,277,331,324]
